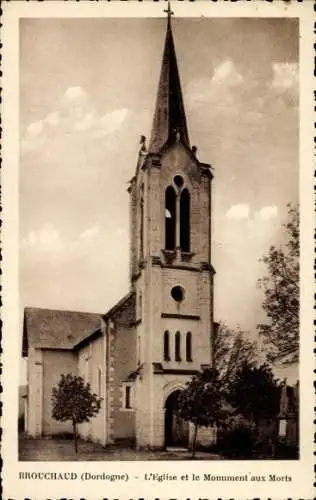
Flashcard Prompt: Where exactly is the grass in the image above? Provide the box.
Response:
[19,435,222,461]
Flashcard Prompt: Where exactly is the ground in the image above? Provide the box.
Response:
[19,436,222,461]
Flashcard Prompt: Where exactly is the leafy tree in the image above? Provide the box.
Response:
[51,373,102,453]
[227,361,281,431]
[217,413,257,459]
[257,204,299,365]
[175,368,225,458]
[214,322,259,387]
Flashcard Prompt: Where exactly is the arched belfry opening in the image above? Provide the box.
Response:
[164,390,189,448]
[180,188,190,252]
[165,186,176,250]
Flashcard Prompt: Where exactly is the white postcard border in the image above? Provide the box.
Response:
[2,1,314,499]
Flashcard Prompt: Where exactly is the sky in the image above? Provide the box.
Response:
[19,16,299,381]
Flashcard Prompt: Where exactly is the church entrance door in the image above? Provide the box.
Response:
[164,390,189,448]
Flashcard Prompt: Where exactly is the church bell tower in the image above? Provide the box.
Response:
[128,6,215,449]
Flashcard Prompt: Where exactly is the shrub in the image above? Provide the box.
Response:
[275,436,299,459]
[218,415,257,459]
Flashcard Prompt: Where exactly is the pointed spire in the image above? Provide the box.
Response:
[148,4,190,154]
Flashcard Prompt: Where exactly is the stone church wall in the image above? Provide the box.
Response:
[109,295,136,444]
[74,335,106,445]
[77,344,90,439]
[86,336,106,445]
[161,268,198,316]
[27,347,43,437]
[128,177,138,279]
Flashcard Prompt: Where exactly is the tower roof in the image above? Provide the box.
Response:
[148,15,190,154]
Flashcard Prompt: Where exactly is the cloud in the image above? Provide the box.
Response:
[187,59,298,130]
[27,121,44,137]
[270,62,298,91]
[266,62,298,110]
[212,60,243,86]
[21,225,63,252]
[226,204,250,220]
[45,111,59,126]
[80,225,100,240]
[73,112,96,131]
[186,61,266,131]
[187,60,243,106]
[259,205,278,220]
[94,109,129,138]
[21,223,128,268]
[64,86,87,101]
[21,86,129,153]
[21,121,46,151]
[225,204,278,231]
[21,223,103,256]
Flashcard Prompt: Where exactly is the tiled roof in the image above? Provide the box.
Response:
[74,292,135,351]
[22,307,103,356]
[103,291,134,320]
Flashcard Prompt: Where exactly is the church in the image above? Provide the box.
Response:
[22,11,218,450]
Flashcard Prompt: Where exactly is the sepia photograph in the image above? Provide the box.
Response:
[18,5,300,463]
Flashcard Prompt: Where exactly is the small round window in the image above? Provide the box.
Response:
[171,285,185,303]
[174,175,184,188]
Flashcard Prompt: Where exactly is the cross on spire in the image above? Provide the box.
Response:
[164,0,174,20]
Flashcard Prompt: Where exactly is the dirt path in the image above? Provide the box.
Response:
[19,437,222,461]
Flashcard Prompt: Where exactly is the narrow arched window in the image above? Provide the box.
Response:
[165,186,176,250]
[164,331,170,361]
[180,188,190,252]
[125,385,132,409]
[97,367,102,396]
[186,332,192,362]
[175,331,181,361]
[138,291,142,320]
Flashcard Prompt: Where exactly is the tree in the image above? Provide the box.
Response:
[214,323,259,387]
[227,361,281,431]
[175,368,225,458]
[51,374,102,453]
[257,204,299,365]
